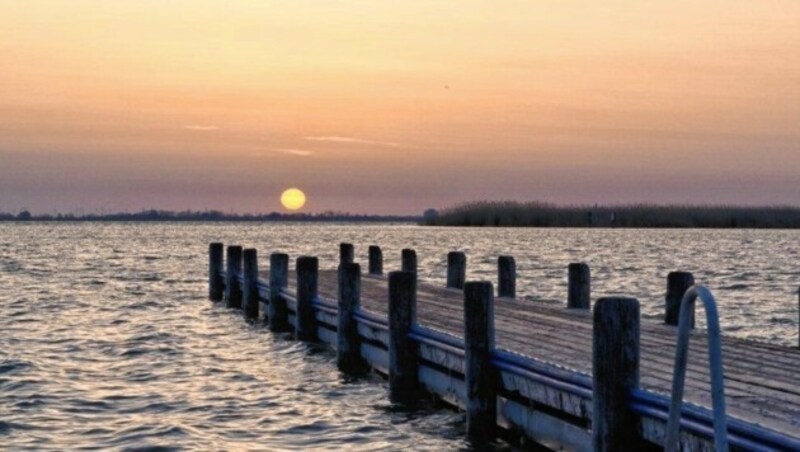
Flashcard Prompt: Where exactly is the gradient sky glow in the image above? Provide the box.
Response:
[1,1,799,214]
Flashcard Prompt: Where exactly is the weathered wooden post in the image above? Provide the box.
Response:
[388,271,418,406]
[497,256,516,298]
[446,251,466,289]
[464,281,497,439]
[666,272,695,327]
[209,242,224,301]
[401,248,417,273]
[797,286,799,349]
[225,245,243,308]
[593,297,641,451]
[296,256,319,341]
[368,245,383,275]
[267,253,290,331]
[242,248,259,318]
[567,263,591,309]
[338,262,365,373]
[340,243,354,266]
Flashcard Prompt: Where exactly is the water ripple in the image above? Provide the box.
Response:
[0,222,797,450]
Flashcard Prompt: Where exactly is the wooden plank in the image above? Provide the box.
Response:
[317,325,338,349]
[401,286,800,391]
[360,280,800,408]
[492,304,800,395]
[418,342,464,375]
[314,309,337,331]
[356,322,389,349]
[499,369,591,420]
[499,398,592,451]
[361,342,389,375]
[418,364,466,409]
[412,306,796,408]
[640,416,714,452]
[397,290,798,398]
[410,294,796,412]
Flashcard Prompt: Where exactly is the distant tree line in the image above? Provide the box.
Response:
[0,209,420,223]
[422,201,800,228]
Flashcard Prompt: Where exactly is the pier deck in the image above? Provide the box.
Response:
[264,269,799,448]
[210,238,800,449]
[194,235,800,451]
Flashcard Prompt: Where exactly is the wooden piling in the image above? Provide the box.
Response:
[202,241,798,450]
[209,242,224,301]
[666,272,695,327]
[337,262,365,373]
[368,245,383,275]
[497,256,516,298]
[388,271,418,406]
[268,253,290,331]
[242,248,259,318]
[401,248,417,273]
[296,256,319,341]
[446,251,466,289]
[340,243,354,266]
[225,245,243,308]
[464,281,497,439]
[567,263,591,309]
[592,297,641,452]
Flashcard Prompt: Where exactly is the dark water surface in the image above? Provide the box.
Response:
[1,223,798,449]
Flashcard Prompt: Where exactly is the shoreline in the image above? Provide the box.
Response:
[423,202,800,229]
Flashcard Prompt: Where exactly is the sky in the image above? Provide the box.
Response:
[1,1,798,215]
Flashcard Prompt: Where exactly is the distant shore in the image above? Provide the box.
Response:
[422,202,800,228]
[0,209,420,223]
[6,204,800,228]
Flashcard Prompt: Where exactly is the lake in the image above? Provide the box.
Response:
[1,223,797,449]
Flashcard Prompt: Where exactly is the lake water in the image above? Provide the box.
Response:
[1,223,798,450]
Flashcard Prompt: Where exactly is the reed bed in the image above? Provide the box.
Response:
[423,201,800,228]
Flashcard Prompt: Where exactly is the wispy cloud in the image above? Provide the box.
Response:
[250,148,316,158]
[275,148,314,157]
[183,125,219,131]
[304,136,403,148]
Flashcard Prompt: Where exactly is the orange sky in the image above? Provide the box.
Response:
[1,1,798,214]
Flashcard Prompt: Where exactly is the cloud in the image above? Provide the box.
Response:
[250,149,315,158]
[304,136,403,148]
[183,125,219,131]
[275,148,314,157]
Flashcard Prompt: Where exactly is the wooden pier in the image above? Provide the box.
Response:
[208,242,800,451]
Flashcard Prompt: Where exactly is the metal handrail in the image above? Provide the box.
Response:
[666,285,728,452]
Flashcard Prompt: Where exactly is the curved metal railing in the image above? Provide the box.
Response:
[666,285,728,452]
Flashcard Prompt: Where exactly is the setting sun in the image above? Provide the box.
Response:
[280,188,306,211]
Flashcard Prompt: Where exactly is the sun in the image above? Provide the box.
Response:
[280,188,307,211]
